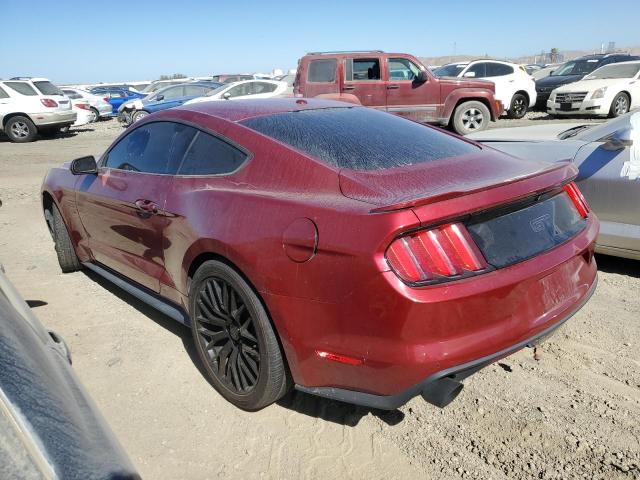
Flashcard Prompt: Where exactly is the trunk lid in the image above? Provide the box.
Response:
[338,148,573,220]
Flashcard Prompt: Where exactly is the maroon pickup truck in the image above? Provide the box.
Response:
[294,51,503,134]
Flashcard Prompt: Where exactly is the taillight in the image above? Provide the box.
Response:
[40,99,58,108]
[75,103,90,110]
[103,97,109,102]
[386,222,489,285]
[563,182,589,218]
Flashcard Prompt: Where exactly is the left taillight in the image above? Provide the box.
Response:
[386,222,489,285]
[75,102,90,110]
[40,98,58,108]
[563,182,589,218]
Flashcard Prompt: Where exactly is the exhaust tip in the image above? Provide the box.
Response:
[421,377,464,408]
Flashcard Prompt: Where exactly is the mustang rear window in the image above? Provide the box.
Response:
[241,107,478,170]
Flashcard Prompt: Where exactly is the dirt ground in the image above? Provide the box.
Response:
[1,115,639,480]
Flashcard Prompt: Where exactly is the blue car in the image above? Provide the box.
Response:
[89,87,146,116]
[118,82,222,125]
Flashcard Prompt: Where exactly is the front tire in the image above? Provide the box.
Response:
[90,107,100,122]
[131,110,149,123]
[451,101,490,134]
[507,93,528,119]
[49,204,81,273]
[5,116,37,143]
[189,260,290,410]
[609,92,630,118]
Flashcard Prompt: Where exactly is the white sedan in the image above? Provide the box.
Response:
[70,99,96,126]
[61,88,112,121]
[548,61,640,117]
[184,80,288,105]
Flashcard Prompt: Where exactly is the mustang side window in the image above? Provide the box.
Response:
[103,122,193,174]
[177,131,247,175]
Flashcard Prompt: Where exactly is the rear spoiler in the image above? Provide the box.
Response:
[370,160,577,213]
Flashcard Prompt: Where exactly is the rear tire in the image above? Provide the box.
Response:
[451,101,490,135]
[189,260,290,410]
[50,204,81,273]
[90,107,100,122]
[507,93,528,119]
[609,92,630,118]
[5,116,37,143]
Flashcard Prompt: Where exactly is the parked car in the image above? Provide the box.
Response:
[89,87,146,116]
[547,61,640,117]
[294,51,503,134]
[0,79,75,142]
[117,82,222,125]
[535,54,640,109]
[467,110,639,260]
[69,99,96,126]
[184,80,288,105]
[62,87,112,121]
[0,262,139,479]
[42,98,597,411]
[433,60,536,119]
[211,74,255,83]
[531,64,561,81]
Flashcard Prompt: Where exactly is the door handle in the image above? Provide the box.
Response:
[134,199,158,215]
[342,86,355,91]
[386,84,399,90]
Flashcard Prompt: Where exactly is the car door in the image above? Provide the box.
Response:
[0,86,10,125]
[75,122,190,291]
[343,56,386,109]
[107,91,127,114]
[151,86,188,111]
[572,132,640,254]
[484,62,516,109]
[384,56,439,122]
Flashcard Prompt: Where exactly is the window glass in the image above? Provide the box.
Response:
[62,90,82,99]
[466,63,487,78]
[485,63,514,77]
[184,85,206,96]
[103,122,194,174]
[4,82,38,96]
[33,81,63,95]
[226,83,252,98]
[252,82,277,94]
[586,63,640,79]
[347,58,380,81]
[308,59,337,83]
[159,86,184,100]
[110,92,125,98]
[388,58,421,80]
[178,131,247,175]
[241,107,478,170]
[0,86,10,99]
[433,64,466,77]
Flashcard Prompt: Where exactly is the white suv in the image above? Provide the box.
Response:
[0,78,76,142]
[434,60,537,119]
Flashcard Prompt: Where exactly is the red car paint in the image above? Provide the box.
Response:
[294,51,503,126]
[42,99,597,404]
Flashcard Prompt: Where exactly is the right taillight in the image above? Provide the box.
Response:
[563,182,589,218]
[386,222,489,285]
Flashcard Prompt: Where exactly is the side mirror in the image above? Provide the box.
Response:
[601,128,633,151]
[415,71,429,82]
[70,155,98,175]
[463,71,476,78]
[155,94,164,101]
[223,92,231,100]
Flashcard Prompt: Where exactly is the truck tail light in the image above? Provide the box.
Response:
[40,99,58,108]
[386,223,489,285]
[563,182,589,218]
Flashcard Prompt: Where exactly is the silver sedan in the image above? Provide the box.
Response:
[468,111,640,260]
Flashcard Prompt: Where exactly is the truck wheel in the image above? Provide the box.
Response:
[5,116,37,143]
[50,204,82,273]
[451,101,490,134]
[507,93,528,119]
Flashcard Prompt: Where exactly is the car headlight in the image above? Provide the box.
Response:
[550,92,556,102]
[591,87,607,99]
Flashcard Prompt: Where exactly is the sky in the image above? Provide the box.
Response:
[2,0,639,84]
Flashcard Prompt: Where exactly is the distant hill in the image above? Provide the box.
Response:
[420,45,640,67]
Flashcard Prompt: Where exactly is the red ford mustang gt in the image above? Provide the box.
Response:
[42,99,598,411]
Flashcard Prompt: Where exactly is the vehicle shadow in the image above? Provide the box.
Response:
[81,268,407,427]
[596,253,640,278]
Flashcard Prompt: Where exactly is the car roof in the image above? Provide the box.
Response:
[177,98,353,122]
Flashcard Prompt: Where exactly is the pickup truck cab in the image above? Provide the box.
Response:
[294,51,503,134]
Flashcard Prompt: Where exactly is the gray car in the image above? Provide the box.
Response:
[467,111,640,260]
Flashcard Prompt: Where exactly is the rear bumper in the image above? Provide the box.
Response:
[274,214,599,406]
[31,111,77,127]
[296,276,596,409]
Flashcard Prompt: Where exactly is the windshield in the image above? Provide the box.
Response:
[433,64,466,77]
[33,81,63,95]
[241,107,478,170]
[585,63,640,80]
[552,59,601,76]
